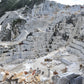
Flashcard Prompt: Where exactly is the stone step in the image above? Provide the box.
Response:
[61,58,72,65]
[73,39,84,48]
[66,46,84,59]
[70,42,84,55]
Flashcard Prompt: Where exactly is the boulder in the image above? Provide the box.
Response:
[0,72,5,82]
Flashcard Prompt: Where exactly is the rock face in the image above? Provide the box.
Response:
[0,0,84,64]
[1,29,11,41]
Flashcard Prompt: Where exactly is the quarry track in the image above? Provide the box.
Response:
[9,63,25,72]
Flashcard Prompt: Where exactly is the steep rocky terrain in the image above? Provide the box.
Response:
[0,0,84,84]
[0,0,84,64]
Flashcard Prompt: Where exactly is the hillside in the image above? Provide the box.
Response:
[0,0,84,84]
[0,0,44,17]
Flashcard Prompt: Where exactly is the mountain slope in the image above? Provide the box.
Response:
[0,0,44,17]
